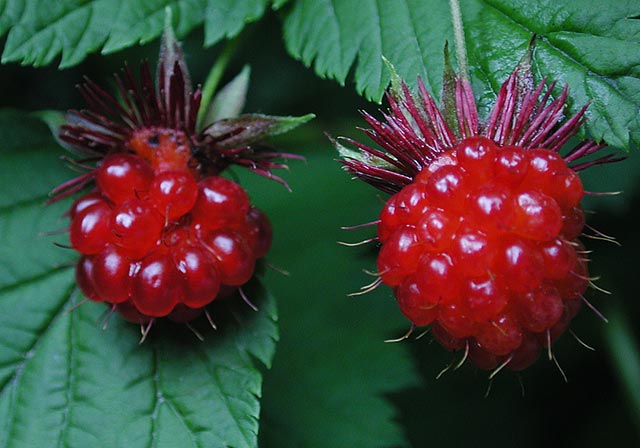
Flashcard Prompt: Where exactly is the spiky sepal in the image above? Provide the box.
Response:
[52,24,312,201]
[337,48,619,194]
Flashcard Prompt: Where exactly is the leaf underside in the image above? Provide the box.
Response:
[0,110,278,448]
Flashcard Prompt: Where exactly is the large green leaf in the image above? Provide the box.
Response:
[233,152,420,448]
[0,110,278,448]
[280,0,640,150]
[0,0,270,67]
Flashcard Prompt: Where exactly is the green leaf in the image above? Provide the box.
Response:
[0,109,278,448]
[280,0,640,150]
[234,153,420,448]
[0,0,271,67]
[281,0,450,102]
[203,0,269,46]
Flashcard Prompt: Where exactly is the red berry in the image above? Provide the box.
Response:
[167,304,204,323]
[378,184,429,242]
[511,191,563,241]
[395,276,438,326]
[191,177,250,230]
[372,137,595,369]
[438,299,476,339]
[415,252,459,303]
[115,300,153,324]
[456,136,497,182]
[561,205,585,240]
[423,165,469,211]
[467,340,500,371]
[475,314,522,356]
[76,255,100,301]
[131,253,180,317]
[521,149,566,189]
[507,332,541,371]
[172,244,220,308]
[540,238,577,280]
[149,170,198,220]
[415,208,460,252]
[70,200,114,254]
[430,322,465,351]
[377,226,421,286]
[449,226,494,277]
[492,146,528,187]
[69,192,106,219]
[111,199,164,258]
[242,207,273,259]
[466,183,513,230]
[493,235,544,293]
[516,284,564,333]
[91,244,133,304]
[540,299,582,346]
[464,274,508,322]
[95,153,153,204]
[202,229,255,286]
[552,257,589,300]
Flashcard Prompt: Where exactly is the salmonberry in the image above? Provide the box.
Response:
[337,56,619,373]
[52,26,311,328]
[66,150,270,321]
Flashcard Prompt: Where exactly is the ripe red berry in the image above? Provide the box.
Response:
[54,27,308,329]
[371,138,593,370]
[373,138,594,368]
[149,170,198,220]
[76,255,100,302]
[191,177,250,230]
[202,229,255,286]
[337,60,617,373]
[91,244,133,304]
[95,153,153,204]
[131,253,180,317]
[111,199,164,258]
[69,201,114,254]
[172,245,221,309]
[69,191,106,219]
[377,226,422,286]
[242,207,273,259]
[396,276,438,326]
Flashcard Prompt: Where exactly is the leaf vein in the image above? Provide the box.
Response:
[0,194,50,218]
[6,0,94,50]
[194,344,255,448]
[0,265,73,297]
[0,282,75,446]
[152,346,203,448]
[55,298,77,448]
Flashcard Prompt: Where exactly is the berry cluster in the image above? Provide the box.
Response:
[377,137,587,371]
[70,151,271,322]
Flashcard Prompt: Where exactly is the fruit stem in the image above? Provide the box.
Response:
[197,35,243,130]
[605,302,640,435]
[449,0,469,81]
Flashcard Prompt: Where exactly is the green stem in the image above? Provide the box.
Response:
[197,36,242,130]
[449,0,469,81]
[605,303,640,435]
